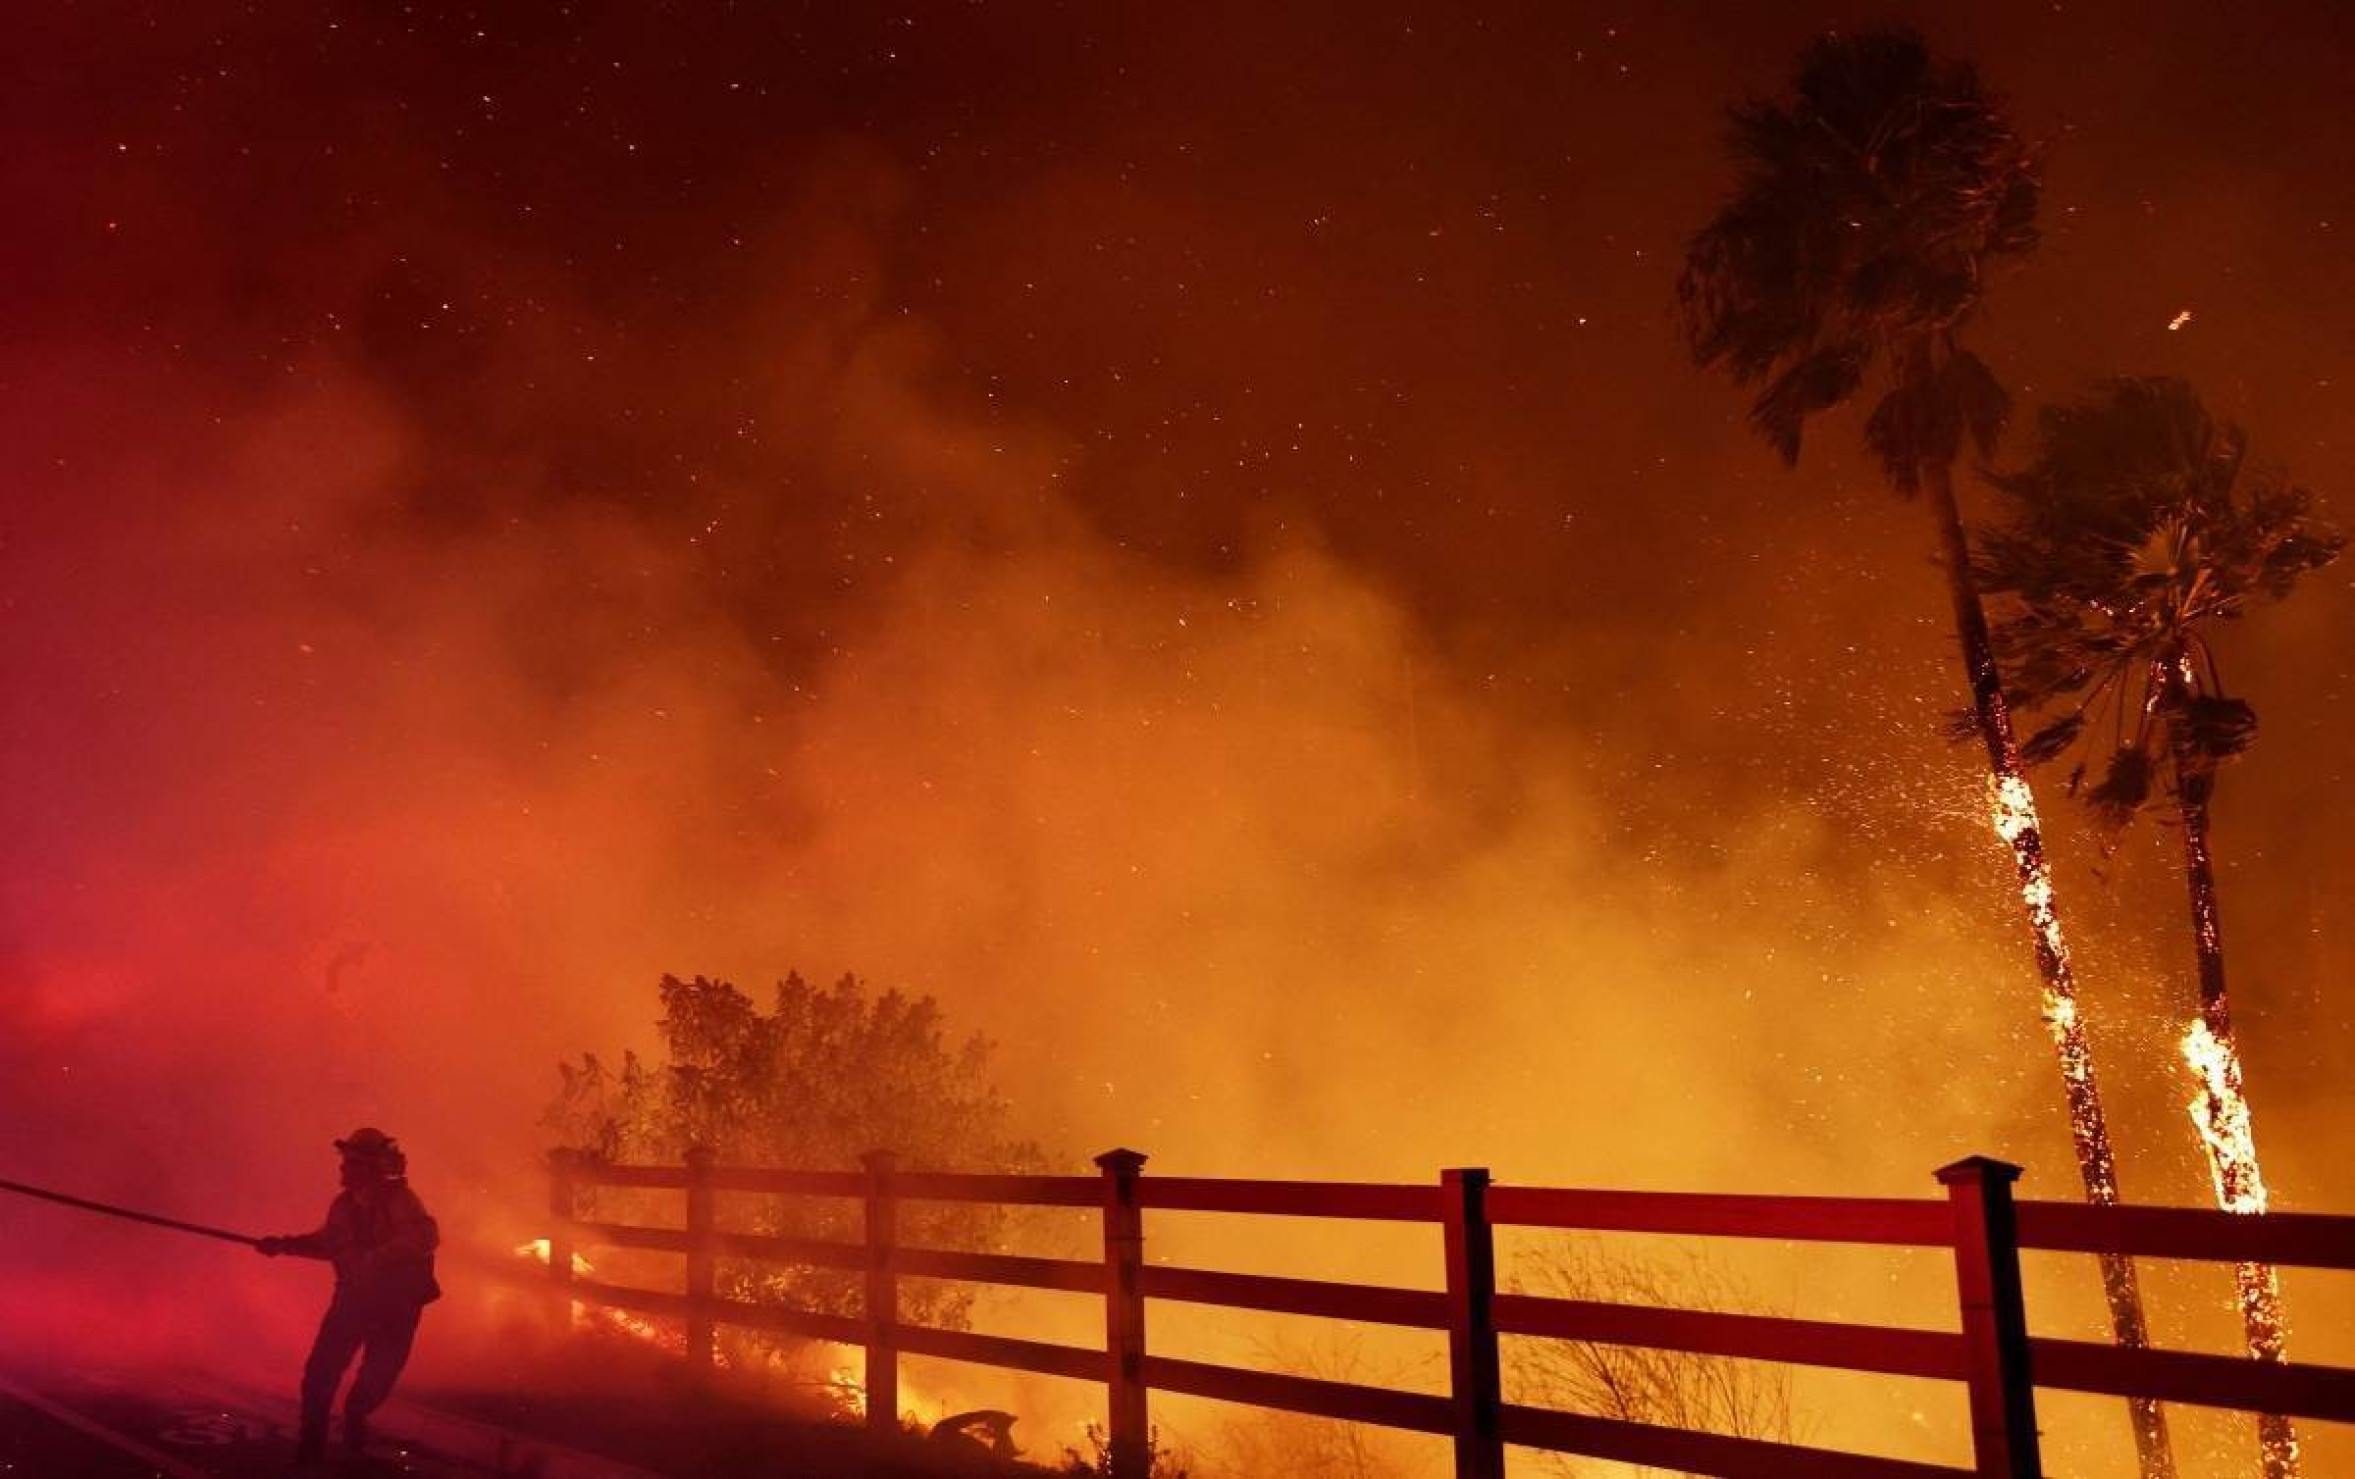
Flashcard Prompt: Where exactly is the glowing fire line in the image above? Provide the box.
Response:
[1986,774,2173,1473]
[2182,1022,2301,1478]
[513,1243,941,1423]
[2173,708,2301,1479]
[2183,1022,2268,1217]
[1988,776,2115,1193]
[515,1239,677,1349]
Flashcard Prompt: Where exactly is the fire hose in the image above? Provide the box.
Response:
[0,1175,259,1247]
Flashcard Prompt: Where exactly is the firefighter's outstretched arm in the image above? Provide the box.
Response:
[256,1200,348,1259]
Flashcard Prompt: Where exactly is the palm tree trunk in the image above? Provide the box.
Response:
[1924,458,2177,1479]
[2176,773,2300,1478]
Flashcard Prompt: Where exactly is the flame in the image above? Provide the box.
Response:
[1984,773,2175,1471]
[511,1239,676,1348]
[1986,776,2106,1184]
[2182,1021,2269,1217]
[1989,775,2067,968]
[824,1352,868,1418]
[2181,1019,2301,1477]
[508,1246,938,1420]
[812,1342,954,1427]
[515,1237,596,1277]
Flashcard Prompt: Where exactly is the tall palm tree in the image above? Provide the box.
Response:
[1677,32,2176,1475]
[1978,376,2342,1479]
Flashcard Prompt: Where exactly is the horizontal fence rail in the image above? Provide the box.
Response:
[1486,1186,1956,1246]
[2014,1200,2355,1269]
[1491,1295,1967,1381]
[540,1149,2355,1478]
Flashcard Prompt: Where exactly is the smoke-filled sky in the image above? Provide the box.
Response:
[5,2,2354,1471]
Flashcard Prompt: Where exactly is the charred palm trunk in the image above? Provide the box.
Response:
[2175,762,2300,1478]
[1925,457,2176,1479]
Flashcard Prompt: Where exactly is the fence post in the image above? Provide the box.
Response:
[547,1149,578,1328]
[1096,1148,1150,1479]
[1441,1168,1505,1479]
[861,1149,900,1436]
[684,1144,717,1377]
[1938,1156,2041,1479]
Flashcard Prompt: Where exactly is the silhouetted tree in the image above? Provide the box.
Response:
[1677,31,2173,1473]
[548,972,1041,1351]
[1979,376,2342,1479]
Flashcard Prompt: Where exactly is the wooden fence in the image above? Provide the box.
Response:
[541,1149,2355,1478]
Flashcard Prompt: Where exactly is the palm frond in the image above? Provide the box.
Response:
[2086,746,2154,829]
[1751,344,1867,463]
[2180,695,2258,764]
[2020,713,2085,766]
[1680,28,2040,475]
[1864,370,1943,493]
[1974,375,2340,821]
[1945,349,2011,460]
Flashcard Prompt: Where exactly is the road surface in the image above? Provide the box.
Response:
[0,1356,655,1479]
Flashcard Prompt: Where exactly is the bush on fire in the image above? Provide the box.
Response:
[546,972,1041,1337]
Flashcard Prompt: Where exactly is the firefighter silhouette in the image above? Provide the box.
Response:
[257,1127,440,1465]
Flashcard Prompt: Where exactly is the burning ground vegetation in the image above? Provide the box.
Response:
[518,971,1792,1475]
[499,966,2350,1478]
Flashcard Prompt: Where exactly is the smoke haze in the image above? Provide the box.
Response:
[5,3,2352,1472]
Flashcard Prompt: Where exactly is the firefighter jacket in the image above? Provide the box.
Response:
[281,1180,442,1309]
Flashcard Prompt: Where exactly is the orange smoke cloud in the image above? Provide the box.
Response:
[6,13,2354,1470]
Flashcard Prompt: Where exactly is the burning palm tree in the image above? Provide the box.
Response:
[1677,31,2174,1474]
[1977,376,2342,1479]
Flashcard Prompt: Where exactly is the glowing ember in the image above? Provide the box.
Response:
[1986,776,2105,1176]
[509,1249,930,1416]
[815,1343,954,1426]
[2182,1020,2301,1477]
[2183,1021,2268,1216]
[1988,775,2065,959]
[1984,771,2173,1472]
[512,1240,676,1348]
[2174,761,2302,1478]
[515,1237,595,1278]
[824,1353,868,1418]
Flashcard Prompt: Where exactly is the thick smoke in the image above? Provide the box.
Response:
[4,5,2352,1473]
